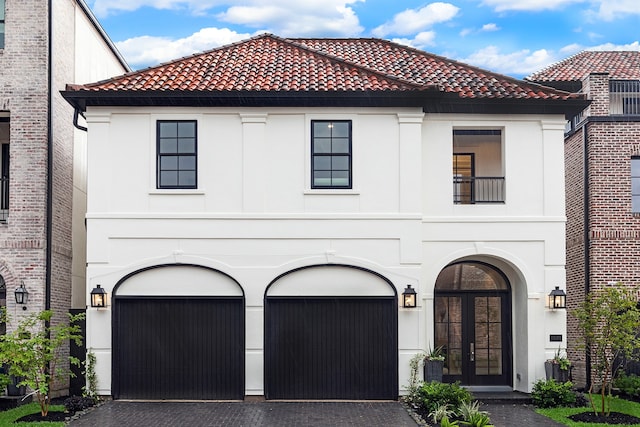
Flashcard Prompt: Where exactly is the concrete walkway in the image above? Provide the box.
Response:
[65,400,564,426]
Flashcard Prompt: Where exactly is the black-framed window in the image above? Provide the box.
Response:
[632,157,640,212]
[311,120,352,189]
[157,120,197,189]
[0,0,5,49]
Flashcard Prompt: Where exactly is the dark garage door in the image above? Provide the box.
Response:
[113,297,244,400]
[265,297,398,400]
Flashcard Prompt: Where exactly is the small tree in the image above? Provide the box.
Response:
[0,310,85,416]
[572,283,640,416]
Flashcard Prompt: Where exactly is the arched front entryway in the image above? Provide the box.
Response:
[435,261,512,387]
[112,264,245,400]
[264,265,398,400]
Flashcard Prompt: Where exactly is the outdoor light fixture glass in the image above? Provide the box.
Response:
[90,285,107,308]
[548,286,567,310]
[14,283,28,310]
[402,285,417,308]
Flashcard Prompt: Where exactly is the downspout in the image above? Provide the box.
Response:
[73,109,87,132]
[583,122,591,390]
[45,0,53,312]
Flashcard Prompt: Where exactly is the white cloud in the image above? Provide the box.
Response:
[91,0,365,37]
[115,27,252,69]
[391,32,437,50]
[480,0,585,12]
[597,0,640,21]
[480,0,640,20]
[218,2,364,36]
[459,45,559,76]
[587,41,640,51]
[372,3,460,37]
[459,41,640,78]
[481,23,500,31]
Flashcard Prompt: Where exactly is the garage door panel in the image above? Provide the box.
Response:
[265,297,397,400]
[114,298,244,400]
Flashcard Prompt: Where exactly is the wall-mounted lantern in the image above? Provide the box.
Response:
[90,285,107,308]
[14,282,28,310]
[548,286,567,310]
[402,285,417,308]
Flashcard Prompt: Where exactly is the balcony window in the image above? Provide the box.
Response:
[453,130,504,204]
[610,80,640,115]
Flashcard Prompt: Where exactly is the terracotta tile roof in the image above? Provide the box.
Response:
[68,34,576,101]
[292,38,570,100]
[527,51,640,82]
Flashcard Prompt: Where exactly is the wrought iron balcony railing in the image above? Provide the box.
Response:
[453,176,505,204]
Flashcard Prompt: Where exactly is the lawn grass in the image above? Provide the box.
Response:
[0,403,65,426]
[536,396,640,427]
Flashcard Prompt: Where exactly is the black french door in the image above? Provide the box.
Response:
[435,291,512,386]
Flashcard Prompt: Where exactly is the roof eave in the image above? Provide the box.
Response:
[61,88,442,111]
[425,96,591,120]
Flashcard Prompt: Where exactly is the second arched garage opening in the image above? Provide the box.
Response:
[264,265,398,400]
[112,265,245,400]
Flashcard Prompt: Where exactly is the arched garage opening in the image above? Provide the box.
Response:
[264,265,398,400]
[112,264,244,400]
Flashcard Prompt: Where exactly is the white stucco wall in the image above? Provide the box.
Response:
[83,106,567,396]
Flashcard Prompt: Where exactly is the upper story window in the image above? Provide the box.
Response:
[610,80,640,115]
[311,120,352,189]
[156,120,197,189]
[632,157,640,212]
[453,130,504,204]
[0,0,5,49]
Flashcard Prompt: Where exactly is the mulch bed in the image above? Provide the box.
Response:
[15,410,69,423]
[569,411,640,425]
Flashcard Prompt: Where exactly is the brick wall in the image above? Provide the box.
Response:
[0,0,77,397]
[0,0,50,318]
[564,126,587,386]
[565,71,640,387]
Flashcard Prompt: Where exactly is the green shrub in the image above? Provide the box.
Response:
[457,401,494,427]
[613,372,640,398]
[419,381,472,415]
[531,379,577,408]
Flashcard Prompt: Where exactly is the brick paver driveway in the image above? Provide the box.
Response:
[66,400,420,427]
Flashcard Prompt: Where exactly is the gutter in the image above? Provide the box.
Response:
[583,123,591,390]
[45,0,52,313]
[73,109,87,132]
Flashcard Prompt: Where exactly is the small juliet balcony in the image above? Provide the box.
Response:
[453,176,505,204]
[453,129,504,205]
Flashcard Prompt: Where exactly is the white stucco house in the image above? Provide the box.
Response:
[62,34,588,400]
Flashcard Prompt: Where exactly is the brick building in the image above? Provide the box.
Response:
[0,0,127,396]
[527,51,640,387]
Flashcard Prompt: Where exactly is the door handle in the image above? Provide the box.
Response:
[470,342,475,362]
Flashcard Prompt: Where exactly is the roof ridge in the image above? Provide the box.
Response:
[281,36,435,91]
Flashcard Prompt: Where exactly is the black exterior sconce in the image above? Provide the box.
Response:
[548,286,567,310]
[14,283,28,310]
[90,285,107,308]
[402,285,417,308]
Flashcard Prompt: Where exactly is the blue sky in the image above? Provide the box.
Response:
[85,0,640,79]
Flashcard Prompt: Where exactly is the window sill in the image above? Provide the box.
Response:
[148,189,205,195]
[304,189,360,195]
